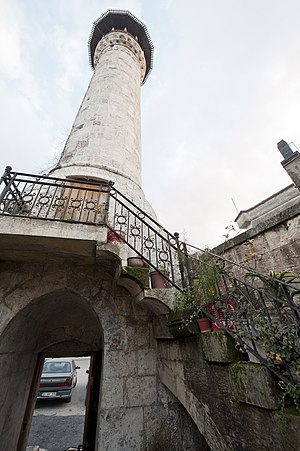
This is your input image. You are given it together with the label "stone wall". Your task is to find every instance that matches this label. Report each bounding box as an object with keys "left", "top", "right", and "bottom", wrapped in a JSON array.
[
  {"left": 214, "top": 203, "right": 300, "bottom": 276},
  {"left": 158, "top": 332, "right": 300, "bottom": 451},
  {"left": 0, "top": 259, "right": 204, "bottom": 450}
]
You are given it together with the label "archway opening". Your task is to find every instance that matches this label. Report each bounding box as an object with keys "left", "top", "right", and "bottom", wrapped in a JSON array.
[{"left": 0, "top": 289, "right": 103, "bottom": 451}]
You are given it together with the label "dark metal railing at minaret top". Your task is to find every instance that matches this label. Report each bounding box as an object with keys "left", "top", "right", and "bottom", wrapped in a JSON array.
[{"left": 0, "top": 167, "right": 300, "bottom": 395}]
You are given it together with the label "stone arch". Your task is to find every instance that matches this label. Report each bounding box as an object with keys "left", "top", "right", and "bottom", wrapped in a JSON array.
[
  {"left": 159, "top": 359, "right": 228, "bottom": 451},
  {"left": 0, "top": 287, "right": 103, "bottom": 451}
]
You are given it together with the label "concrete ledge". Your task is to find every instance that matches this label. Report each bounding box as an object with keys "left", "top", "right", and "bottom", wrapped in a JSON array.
[
  {"left": 153, "top": 315, "right": 174, "bottom": 339},
  {"left": 235, "top": 184, "right": 298, "bottom": 229},
  {"left": 135, "top": 288, "right": 176, "bottom": 315},
  {"left": 117, "top": 269, "right": 147, "bottom": 297},
  {"left": 201, "top": 331, "right": 244, "bottom": 363},
  {"left": 0, "top": 216, "right": 107, "bottom": 264},
  {"left": 0, "top": 215, "right": 107, "bottom": 241},
  {"left": 229, "top": 363, "right": 281, "bottom": 409}
]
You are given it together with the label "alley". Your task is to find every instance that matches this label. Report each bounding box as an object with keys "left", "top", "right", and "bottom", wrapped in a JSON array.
[{"left": 28, "top": 357, "right": 89, "bottom": 451}]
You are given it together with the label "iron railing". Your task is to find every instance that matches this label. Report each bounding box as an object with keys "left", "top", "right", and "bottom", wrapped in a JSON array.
[
  {"left": 0, "top": 168, "right": 187, "bottom": 289},
  {"left": 176, "top": 243, "right": 300, "bottom": 391},
  {"left": 0, "top": 167, "right": 110, "bottom": 225},
  {"left": 107, "top": 180, "right": 300, "bottom": 391},
  {"left": 0, "top": 167, "right": 299, "bottom": 393},
  {"left": 107, "top": 183, "right": 189, "bottom": 289}
]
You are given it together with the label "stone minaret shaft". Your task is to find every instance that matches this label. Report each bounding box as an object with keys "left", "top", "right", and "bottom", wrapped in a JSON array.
[{"left": 49, "top": 10, "right": 154, "bottom": 213}]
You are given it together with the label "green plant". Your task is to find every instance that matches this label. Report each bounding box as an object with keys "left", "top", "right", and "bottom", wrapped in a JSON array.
[
  {"left": 223, "top": 223, "right": 237, "bottom": 242},
  {"left": 172, "top": 287, "right": 200, "bottom": 313},
  {"left": 167, "top": 252, "right": 228, "bottom": 327},
  {"left": 166, "top": 287, "right": 200, "bottom": 326},
  {"left": 245, "top": 270, "right": 299, "bottom": 299},
  {"left": 232, "top": 293, "right": 300, "bottom": 409},
  {"left": 192, "top": 253, "right": 226, "bottom": 306},
  {"left": 279, "top": 381, "right": 300, "bottom": 412}
]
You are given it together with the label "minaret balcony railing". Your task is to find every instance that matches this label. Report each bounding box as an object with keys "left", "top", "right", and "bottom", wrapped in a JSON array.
[
  {"left": 0, "top": 167, "right": 186, "bottom": 290},
  {"left": 0, "top": 167, "right": 110, "bottom": 225}
]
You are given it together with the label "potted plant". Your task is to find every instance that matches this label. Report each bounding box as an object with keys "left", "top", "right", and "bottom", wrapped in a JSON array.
[
  {"left": 150, "top": 265, "right": 171, "bottom": 288},
  {"left": 197, "top": 315, "right": 212, "bottom": 333},
  {"left": 192, "top": 254, "right": 229, "bottom": 331},
  {"left": 166, "top": 288, "right": 201, "bottom": 337},
  {"left": 127, "top": 255, "right": 149, "bottom": 268}
]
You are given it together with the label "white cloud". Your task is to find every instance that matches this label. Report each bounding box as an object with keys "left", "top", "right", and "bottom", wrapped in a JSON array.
[
  {"left": 0, "top": 0, "right": 25, "bottom": 76},
  {"left": 0, "top": 0, "right": 300, "bottom": 249}
]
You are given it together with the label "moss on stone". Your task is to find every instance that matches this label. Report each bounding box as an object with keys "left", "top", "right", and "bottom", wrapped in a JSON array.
[
  {"left": 274, "top": 407, "right": 300, "bottom": 449},
  {"left": 201, "top": 331, "right": 243, "bottom": 363},
  {"left": 124, "top": 266, "right": 150, "bottom": 288},
  {"left": 229, "top": 363, "right": 281, "bottom": 409}
]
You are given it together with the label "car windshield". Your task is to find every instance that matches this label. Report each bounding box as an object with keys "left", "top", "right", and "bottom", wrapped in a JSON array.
[{"left": 42, "top": 361, "right": 71, "bottom": 373}]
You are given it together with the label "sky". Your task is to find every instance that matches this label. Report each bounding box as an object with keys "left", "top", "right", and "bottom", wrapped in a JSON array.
[{"left": 0, "top": 0, "right": 299, "bottom": 249}]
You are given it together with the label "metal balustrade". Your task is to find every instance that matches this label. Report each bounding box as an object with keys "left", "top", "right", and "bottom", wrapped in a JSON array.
[
  {"left": 0, "top": 167, "right": 110, "bottom": 225},
  {"left": 1, "top": 167, "right": 299, "bottom": 394},
  {"left": 107, "top": 183, "right": 188, "bottom": 289},
  {"left": 176, "top": 241, "right": 300, "bottom": 391}
]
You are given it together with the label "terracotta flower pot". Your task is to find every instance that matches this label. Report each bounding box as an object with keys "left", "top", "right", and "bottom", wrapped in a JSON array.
[
  {"left": 197, "top": 318, "right": 212, "bottom": 333},
  {"left": 107, "top": 229, "right": 125, "bottom": 244},
  {"left": 150, "top": 271, "right": 171, "bottom": 288},
  {"left": 127, "top": 257, "right": 148, "bottom": 268}
]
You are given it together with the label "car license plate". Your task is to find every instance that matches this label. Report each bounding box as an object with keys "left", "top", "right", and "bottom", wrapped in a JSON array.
[{"left": 42, "top": 392, "right": 56, "bottom": 397}]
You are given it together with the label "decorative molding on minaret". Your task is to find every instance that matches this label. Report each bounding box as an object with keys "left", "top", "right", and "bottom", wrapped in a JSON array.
[{"left": 93, "top": 31, "right": 147, "bottom": 83}]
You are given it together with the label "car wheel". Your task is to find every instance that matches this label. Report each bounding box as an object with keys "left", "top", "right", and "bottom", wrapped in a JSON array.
[{"left": 64, "top": 396, "right": 71, "bottom": 403}]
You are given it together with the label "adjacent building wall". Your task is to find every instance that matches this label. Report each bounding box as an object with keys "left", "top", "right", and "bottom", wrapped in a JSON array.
[{"left": 215, "top": 203, "right": 300, "bottom": 275}]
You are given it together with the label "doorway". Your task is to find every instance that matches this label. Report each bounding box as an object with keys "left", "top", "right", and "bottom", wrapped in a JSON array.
[
  {"left": 0, "top": 289, "right": 104, "bottom": 451},
  {"left": 27, "top": 353, "right": 102, "bottom": 451}
]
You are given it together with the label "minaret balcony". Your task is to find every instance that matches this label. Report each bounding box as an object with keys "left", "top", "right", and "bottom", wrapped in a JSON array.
[
  {"left": 0, "top": 167, "right": 184, "bottom": 291},
  {"left": 0, "top": 167, "right": 109, "bottom": 264}
]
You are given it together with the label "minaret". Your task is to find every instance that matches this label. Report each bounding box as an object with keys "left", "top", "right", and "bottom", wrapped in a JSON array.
[{"left": 49, "top": 10, "right": 155, "bottom": 215}]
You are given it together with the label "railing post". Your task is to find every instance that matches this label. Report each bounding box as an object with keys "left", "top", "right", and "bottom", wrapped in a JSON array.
[
  {"left": 104, "top": 181, "right": 114, "bottom": 226},
  {"left": 174, "top": 232, "right": 188, "bottom": 289},
  {"left": 0, "top": 166, "right": 12, "bottom": 184},
  {"left": 0, "top": 166, "right": 16, "bottom": 205},
  {"left": 181, "top": 240, "right": 194, "bottom": 289}
]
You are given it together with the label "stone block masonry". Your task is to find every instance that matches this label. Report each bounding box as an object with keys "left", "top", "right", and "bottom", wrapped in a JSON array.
[
  {"left": 158, "top": 335, "right": 300, "bottom": 451},
  {"left": 0, "top": 259, "right": 204, "bottom": 450}
]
